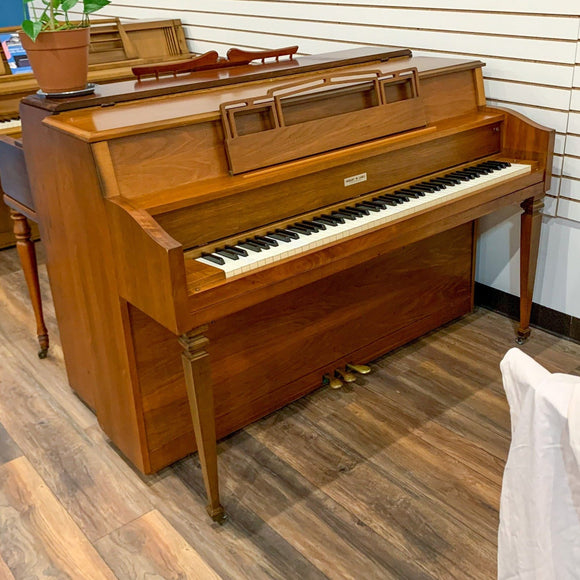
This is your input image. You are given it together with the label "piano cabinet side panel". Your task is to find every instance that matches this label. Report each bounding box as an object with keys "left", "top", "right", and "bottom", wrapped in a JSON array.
[
  {"left": 21, "top": 104, "right": 150, "bottom": 472},
  {"left": 489, "top": 106, "right": 555, "bottom": 191},
  {"left": 129, "top": 223, "right": 475, "bottom": 472}
]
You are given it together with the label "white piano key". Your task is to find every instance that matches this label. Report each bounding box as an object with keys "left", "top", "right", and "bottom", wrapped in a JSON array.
[
  {"left": 195, "top": 163, "right": 531, "bottom": 278},
  {"left": 0, "top": 118, "right": 22, "bottom": 131}
]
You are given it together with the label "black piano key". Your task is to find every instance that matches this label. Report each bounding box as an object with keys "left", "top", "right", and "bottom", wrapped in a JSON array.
[
  {"left": 481, "top": 160, "right": 509, "bottom": 169},
  {"left": 430, "top": 177, "right": 455, "bottom": 186},
  {"left": 376, "top": 194, "right": 404, "bottom": 204},
  {"left": 201, "top": 252, "right": 226, "bottom": 265},
  {"left": 239, "top": 241, "right": 263, "bottom": 252},
  {"left": 357, "top": 202, "right": 381, "bottom": 212},
  {"left": 395, "top": 189, "right": 421, "bottom": 198},
  {"left": 328, "top": 213, "right": 346, "bottom": 224},
  {"left": 255, "top": 235, "right": 278, "bottom": 247},
  {"left": 251, "top": 238, "right": 272, "bottom": 249},
  {"left": 409, "top": 184, "right": 435, "bottom": 193},
  {"left": 298, "top": 222, "right": 319, "bottom": 232},
  {"left": 288, "top": 224, "right": 312, "bottom": 235},
  {"left": 277, "top": 228, "right": 299, "bottom": 239},
  {"left": 461, "top": 168, "right": 484, "bottom": 177},
  {"left": 226, "top": 245, "right": 248, "bottom": 257},
  {"left": 445, "top": 172, "right": 471, "bottom": 181},
  {"left": 215, "top": 248, "right": 240, "bottom": 261},
  {"left": 334, "top": 211, "right": 357, "bottom": 221},
  {"left": 351, "top": 205, "right": 370, "bottom": 215},
  {"left": 314, "top": 217, "right": 339, "bottom": 227},
  {"left": 341, "top": 208, "right": 363, "bottom": 219},
  {"left": 303, "top": 220, "right": 325, "bottom": 231},
  {"left": 454, "top": 170, "right": 478, "bottom": 179},
  {"left": 344, "top": 206, "right": 365, "bottom": 217},
  {"left": 433, "top": 176, "right": 461, "bottom": 185},
  {"left": 268, "top": 231, "right": 292, "bottom": 242},
  {"left": 472, "top": 164, "right": 493, "bottom": 174},
  {"left": 369, "top": 198, "right": 389, "bottom": 209},
  {"left": 374, "top": 196, "right": 399, "bottom": 206},
  {"left": 425, "top": 180, "right": 446, "bottom": 189}
]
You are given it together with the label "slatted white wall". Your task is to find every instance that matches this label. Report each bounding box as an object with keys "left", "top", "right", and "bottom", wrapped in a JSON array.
[{"left": 32, "top": 1, "right": 580, "bottom": 316}]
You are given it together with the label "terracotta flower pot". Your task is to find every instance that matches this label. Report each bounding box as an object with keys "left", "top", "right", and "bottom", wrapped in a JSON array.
[{"left": 19, "top": 27, "right": 90, "bottom": 94}]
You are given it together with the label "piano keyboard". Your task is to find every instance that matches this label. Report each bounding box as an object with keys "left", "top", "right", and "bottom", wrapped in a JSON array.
[
  {"left": 0, "top": 117, "right": 22, "bottom": 133},
  {"left": 195, "top": 160, "right": 531, "bottom": 278}
]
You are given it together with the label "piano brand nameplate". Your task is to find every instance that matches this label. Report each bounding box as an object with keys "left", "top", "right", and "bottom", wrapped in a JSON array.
[
  {"left": 221, "top": 67, "right": 426, "bottom": 174},
  {"left": 344, "top": 173, "right": 368, "bottom": 187}
]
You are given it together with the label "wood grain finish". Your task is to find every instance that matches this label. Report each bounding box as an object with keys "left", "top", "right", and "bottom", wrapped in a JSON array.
[
  {"left": 95, "top": 510, "right": 221, "bottom": 579},
  {"left": 0, "top": 457, "right": 116, "bottom": 579}
]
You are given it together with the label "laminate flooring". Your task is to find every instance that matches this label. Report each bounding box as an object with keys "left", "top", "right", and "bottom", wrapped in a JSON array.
[{"left": 1, "top": 244, "right": 579, "bottom": 579}]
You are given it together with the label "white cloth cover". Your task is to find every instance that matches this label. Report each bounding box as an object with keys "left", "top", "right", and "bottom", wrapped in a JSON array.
[{"left": 498, "top": 348, "right": 580, "bottom": 580}]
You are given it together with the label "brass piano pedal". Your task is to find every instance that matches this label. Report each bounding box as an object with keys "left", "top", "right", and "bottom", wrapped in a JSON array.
[
  {"left": 323, "top": 374, "right": 344, "bottom": 389},
  {"left": 335, "top": 368, "right": 357, "bottom": 383},
  {"left": 346, "top": 363, "right": 371, "bottom": 375}
]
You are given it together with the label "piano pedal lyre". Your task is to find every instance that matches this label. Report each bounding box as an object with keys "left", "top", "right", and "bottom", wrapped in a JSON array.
[
  {"left": 335, "top": 368, "right": 357, "bottom": 383},
  {"left": 323, "top": 374, "right": 344, "bottom": 389},
  {"left": 346, "top": 363, "right": 371, "bottom": 375}
]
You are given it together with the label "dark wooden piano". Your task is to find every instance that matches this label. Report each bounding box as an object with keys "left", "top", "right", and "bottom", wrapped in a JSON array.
[
  {"left": 0, "top": 18, "right": 193, "bottom": 357},
  {"left": 19, "top": 46, "right": 553, "bottom": 521}
]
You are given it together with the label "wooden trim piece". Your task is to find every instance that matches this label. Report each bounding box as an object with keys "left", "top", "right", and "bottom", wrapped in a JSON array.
[
  {"left": 105, "top": 197, "right": 191, "bottom": 334},
  {"left": 474, "top": 68, "right": 486, "bottom": 108},
  {"left": 92, "top": 142, "right": 122, "bottom": 199}
]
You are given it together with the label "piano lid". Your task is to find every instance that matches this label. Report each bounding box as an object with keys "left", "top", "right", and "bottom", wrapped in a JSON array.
[{"left": 21, "top": 46, "right": 412, "bottom": 113}]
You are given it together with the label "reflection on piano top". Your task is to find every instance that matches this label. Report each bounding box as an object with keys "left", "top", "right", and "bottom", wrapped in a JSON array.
[
  {"left": 24, "top": 46, "right": 415, "bottom": 114},
  {"left": 40, "top": 55, "right": 483, "bottom": 142}
]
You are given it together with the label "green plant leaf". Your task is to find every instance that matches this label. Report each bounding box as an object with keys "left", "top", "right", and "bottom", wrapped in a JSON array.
[
  {"left": 61, "top": 0, "right": 80, "bottom": 10},
  {"left": 83, "top": 0, "right": 110, "bottom": 15},
  {"left": 21, "top": 19, "right": 43, "bottom": 41}
]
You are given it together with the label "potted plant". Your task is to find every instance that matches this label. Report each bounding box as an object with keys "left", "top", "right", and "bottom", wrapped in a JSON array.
[{"left": 19, "top": 0, "right": 110, "bottom": 94}]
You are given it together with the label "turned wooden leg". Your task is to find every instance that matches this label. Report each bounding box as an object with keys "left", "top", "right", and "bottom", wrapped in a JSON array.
[
  {"left": 179, "top": 326, "right": 226, "bottom": 523},
  {"left": 10, "top": 210, "right": 49, "bottom": 358},
  {"left": 517, "top": 196, "right": 543, "bottom": 344}
]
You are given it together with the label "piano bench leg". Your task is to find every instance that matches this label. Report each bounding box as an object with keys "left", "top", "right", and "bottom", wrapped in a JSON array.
[
  {"left": 10, "top": 210, "right": 49, "bottom": 359},
  {"left": 180, "top": 327, "right": 227, "bottom": 523}
]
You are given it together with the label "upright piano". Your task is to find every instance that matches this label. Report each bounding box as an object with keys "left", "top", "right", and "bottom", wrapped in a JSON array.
[{"left": 20, "top": 46, "right": 553, "bottom": 520}]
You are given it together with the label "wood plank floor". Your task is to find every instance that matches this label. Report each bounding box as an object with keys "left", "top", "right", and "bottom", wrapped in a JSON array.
[{"left": 1, "top": 244, "right": 579, "bottom": 579}]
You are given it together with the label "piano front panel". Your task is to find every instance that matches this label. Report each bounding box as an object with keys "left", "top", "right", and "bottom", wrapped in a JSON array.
[
  {"left": 154, "top": 123, "right": 502, "bottom": 249},
  {"left": 101, "top": 66, "right": 483, "bottom": 203},
  {"left": 108, "top": 120, "right": 229, "bottom": 199},
  {"left": 130, "top": 223, "right": 475, "bottom": 472}
]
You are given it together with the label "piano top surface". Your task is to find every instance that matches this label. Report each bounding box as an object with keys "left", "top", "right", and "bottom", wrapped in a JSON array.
[
  {"left": 22, "top": 46, "right": 413, "bottom": 114},
  {"left": 33, "top": 52, "right": 484, "bottom": 142}
]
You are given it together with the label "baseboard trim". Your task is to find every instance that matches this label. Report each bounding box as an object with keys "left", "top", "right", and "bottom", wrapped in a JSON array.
[{"left": 474, "top": 282, "right": 580, "bottom": 343}]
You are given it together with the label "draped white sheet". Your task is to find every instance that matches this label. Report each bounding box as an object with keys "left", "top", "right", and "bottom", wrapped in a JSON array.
[{"left": 498, "top": 348, "right": 580, "bottom": 580}]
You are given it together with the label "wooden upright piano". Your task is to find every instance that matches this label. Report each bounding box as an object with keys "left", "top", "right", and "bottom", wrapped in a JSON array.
[{"left": 19, "top": 46, "right": 553, "bottom": 520}]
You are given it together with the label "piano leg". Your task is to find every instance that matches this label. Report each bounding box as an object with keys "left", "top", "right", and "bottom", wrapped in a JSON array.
[
  {"left": 179, "top": 326, "right": 227, "bottom": 523},
  {"left": 10, "top": 209, "right": 49, "bottom": 358},
  {"left": 517, "top": 196, "right": 544, "bottom": 344}
]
